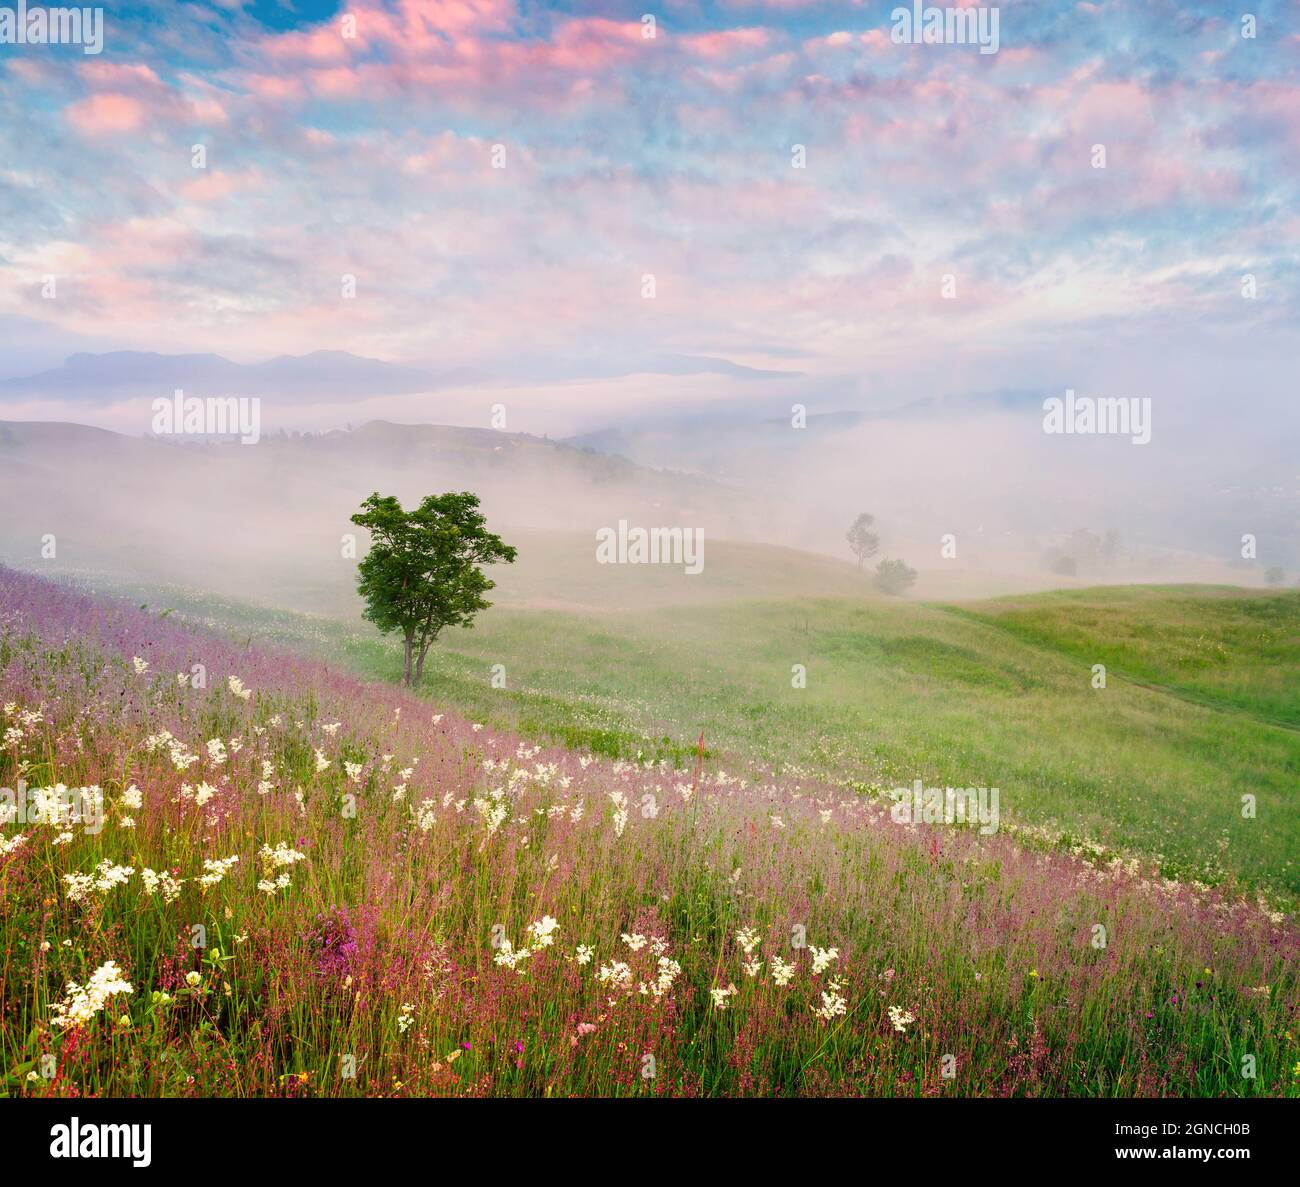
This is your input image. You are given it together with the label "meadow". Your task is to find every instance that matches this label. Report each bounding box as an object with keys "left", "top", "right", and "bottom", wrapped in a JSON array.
[
  {"left": 1, "top": 564, "right": 1296, "bottom": 1098},
  {"left": 127, "top": 557, "right": 1300, "bottom": 908}
]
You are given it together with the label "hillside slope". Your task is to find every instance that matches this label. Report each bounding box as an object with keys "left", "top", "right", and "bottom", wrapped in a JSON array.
[
  {"left": 85, "top": 575, "right": 1300, "bottom": 902},
  {"left": 1, "top": 565, "right": 1295, "bottom": 1098}
]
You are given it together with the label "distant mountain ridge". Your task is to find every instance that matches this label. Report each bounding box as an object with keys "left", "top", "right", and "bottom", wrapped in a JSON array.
[
  {"left": 0, "top": 350, "right": 457, "bottom": 402},
  {"left": 0, "top": 349, "right": 798, "bottom": 405},
  {"left": 562, "top": 389, "right": 1050, "bottom": 462}
]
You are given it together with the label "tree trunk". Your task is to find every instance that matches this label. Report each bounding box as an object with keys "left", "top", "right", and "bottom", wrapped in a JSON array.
[
  {"left": 402, "top": 634, "right": 413, "bottom": 686},
  {"left": 415, "top": 643, "right": 429, "bottom": 685}
]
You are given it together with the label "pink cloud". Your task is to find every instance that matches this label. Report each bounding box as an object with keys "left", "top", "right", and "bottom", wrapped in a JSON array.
[
  {"left": 683, "top": 27, "right": 772, "bottom": 59},
  {"left": 259, "top": 0, "right": 515, "bottom": 62},
  {"left": 177, "top": 168, "right": 264, "bottom": 204},
  {"left": 393, "top": 0, "right": 514, "bottom": 38},
  {"left": 238, "top": 8, "right": 654, "bottom": 108},
  {"left": 720, "top": 0, "right": 844, "bottom": 8},
  {"left": 994, "top": 47, "right": 1043, "bottom": 67},
  {"left": 79, "top": 62, "right": 165, "bottom": 87},
  {"left": 1069, "top": 81, "right": 1157, "bottom": 135},
  {"left": 246, "top": 74, "right": 305, "bottom": 101},
  {"left": 525, "top": 18, "right": 646, "bottom": 71},
  {"left": 65, "top": 93, "right": 146, "bottom": 134},
  {"left": 260, "top": 21, "right": 354, "bottom": 64}
]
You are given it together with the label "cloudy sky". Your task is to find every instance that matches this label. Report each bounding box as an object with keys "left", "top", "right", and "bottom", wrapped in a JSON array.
[{"left": 0, "top": 0, "right": 1296, "bottom": 433}]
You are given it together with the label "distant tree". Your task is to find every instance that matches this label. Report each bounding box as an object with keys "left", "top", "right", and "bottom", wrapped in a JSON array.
[
  {"left": 1101, "top": 529, "right": 1121, "bottom": 568},
  {"left": 1050, "top": 554, "right": 1078, "bottom": 577},
  {"left": 351, "top": 491, "right": 517, "bottom": 686},
  {"left": 1264, "top": 565, "right": 1285, "bottom": 587},
  {"left": 846, "top": 513, "right": 880, "bottom": 569},
  {"left": 874, "top": 557, "right": 917, "bottom": 596},
  {"left": 1068, "top": 528, "right": 1103, "bottom": 573}
]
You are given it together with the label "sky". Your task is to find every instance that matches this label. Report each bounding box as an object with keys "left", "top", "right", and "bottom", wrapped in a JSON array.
[{"left": 0, "top": 0, "right": 1297, "bottom": 435}]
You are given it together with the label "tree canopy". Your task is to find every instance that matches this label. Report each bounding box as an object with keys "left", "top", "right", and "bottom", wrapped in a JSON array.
[
  {"left": 846, "top": 512, "right": 880, "bottom": 569},
  {"left": 874, "top": 557, "right": 918, "bottom": 596},
  {"left": 351, "top": 491, "right": 517, "bottom": 685}
]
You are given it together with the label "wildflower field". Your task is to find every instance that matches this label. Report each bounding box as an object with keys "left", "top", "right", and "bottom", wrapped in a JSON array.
[
  {"left": 1, "top": 565, "right": 1296, "bottom": 1098},
  {"left": 169, "top": 566, "right": 1300, "bottom": 899}
]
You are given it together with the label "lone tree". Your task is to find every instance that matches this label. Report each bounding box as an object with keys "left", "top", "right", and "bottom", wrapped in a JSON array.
[
  {"left": 873, "top": 557, "right": 917, "bottom": 596},
  {"left": 846, "top": 512, "right": 880, "bottom": 569},
  {"left": 351, "top": 491, "right": 517, "bottom": 686}
]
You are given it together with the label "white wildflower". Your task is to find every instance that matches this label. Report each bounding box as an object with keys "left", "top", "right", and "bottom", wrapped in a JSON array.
[
  {"left": 140, "top": 867, "right": 185, "bottom": 903},
  {"left": 493, "top": 941, "right": 532, "bottom": 973},
  {"left": 63, "top": 859, "right": 133, "bottom": 902},
  {"left": 50, "top": 960, "right": 134, "bottom": 1031},
  {"left": 887, "top": 1005, "right": 916, "bottom": 1034},
  {"left": 710, "top": 983, "right": 738, "bottom": 1009},
  {"left": 598, "top": 961, "right": 632, "bottom": 989},
  {"left": 815, "top": 978, "right": 848, "bottom": 1022},
  {"left": 197, "top": 855, "right": 240, "bottom": 889},
  {"left": 810, "top": 945, "right": 839, "bottom": 974},
  {"left": 770, "top": 956, "right": 796, "bottom": 986},
  {"left": 527, "top": 916, "right": 559, "bottom": 948}
]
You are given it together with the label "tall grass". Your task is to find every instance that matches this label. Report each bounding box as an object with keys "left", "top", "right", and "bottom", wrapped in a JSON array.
[
  {"left": 134, "top": 582, "right": 1300, "bottom": 901},
  {"left": 1, "top": 567, "right": 1295, "bottom": 1097}
]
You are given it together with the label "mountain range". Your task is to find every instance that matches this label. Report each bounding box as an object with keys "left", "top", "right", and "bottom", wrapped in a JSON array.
[
  {"left": 0, "top": 349, "right": 799, "bottom": 405},
  {"left": 0, "top": 351, "right": 461, "bottom": 402}
]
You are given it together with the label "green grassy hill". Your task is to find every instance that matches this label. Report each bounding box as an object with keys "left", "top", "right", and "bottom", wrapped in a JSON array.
[
  {"left": 99, "top": 549, "right": 1299, "bottom": 906},
  {"left": 952, "top": 585, "right": 1300, "bottom": 728}
]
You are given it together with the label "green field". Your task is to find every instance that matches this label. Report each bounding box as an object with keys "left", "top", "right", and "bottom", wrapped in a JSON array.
[{"left": 106, "top": 541, "right": 1300, "bottom": 909}]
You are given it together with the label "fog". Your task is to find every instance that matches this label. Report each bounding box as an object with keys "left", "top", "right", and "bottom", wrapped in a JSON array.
[{"left": 0, "top": 382, "right": 1291, "bottom": 620}]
